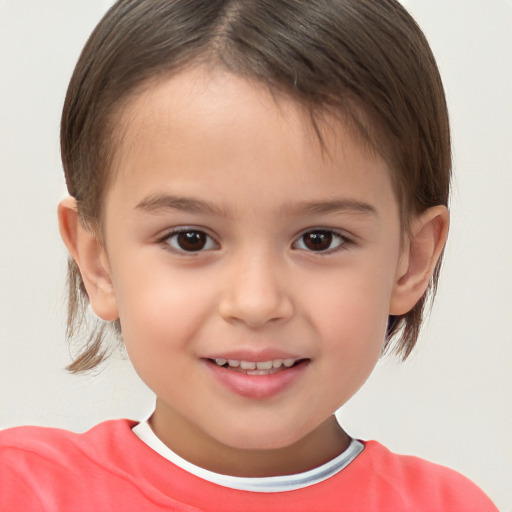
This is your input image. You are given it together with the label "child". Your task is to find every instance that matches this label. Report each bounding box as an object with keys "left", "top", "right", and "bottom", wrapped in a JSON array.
[{"left": 0, "top": 0, "right": 499, "bottom": 510}]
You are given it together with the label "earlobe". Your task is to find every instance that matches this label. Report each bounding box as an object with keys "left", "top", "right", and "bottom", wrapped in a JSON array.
[
  {"left": 390, "top": 205, "right": 449, "bottom": 315},
  {"left": 58, "top": 197, "right": 119, "bottom": 321}
]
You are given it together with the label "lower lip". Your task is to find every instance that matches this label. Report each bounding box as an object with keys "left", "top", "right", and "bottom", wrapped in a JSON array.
[{"left": 205, "top": 360, "right": 308, "bottom": 400}]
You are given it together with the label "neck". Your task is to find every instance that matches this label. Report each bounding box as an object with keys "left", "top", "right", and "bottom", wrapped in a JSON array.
[{"left": 149, "top": 402, "right": 351, "bottom": 477}]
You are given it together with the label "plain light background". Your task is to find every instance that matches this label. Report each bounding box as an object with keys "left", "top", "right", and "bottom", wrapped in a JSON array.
[{"left": 1, "top": 1, "right": 511, "bottom": 510}]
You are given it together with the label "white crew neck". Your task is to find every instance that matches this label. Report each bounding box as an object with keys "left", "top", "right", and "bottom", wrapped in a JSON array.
[{"left": 132, "top": 419, "right": 364, "bottom": 493}]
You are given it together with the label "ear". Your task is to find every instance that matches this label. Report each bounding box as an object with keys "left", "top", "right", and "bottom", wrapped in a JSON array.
[
  {"left": 58, "top": 197, "right": 119, "bottom": 321},
  {"left": 390, "top": 205, "right": 449, "bottom": 315}
]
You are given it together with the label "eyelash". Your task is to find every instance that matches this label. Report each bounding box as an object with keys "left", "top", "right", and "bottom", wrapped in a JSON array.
[
  {"left": 292, "top": 229, "right": 349, "bottom": 254},
  {"left": 160, "top": 228, "right": 219, "bottom": 254},
  {"left": 159, "top": 228, "right": 350, "bottom": 255}
]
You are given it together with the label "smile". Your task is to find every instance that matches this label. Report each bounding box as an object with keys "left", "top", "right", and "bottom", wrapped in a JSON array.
[
  {"left": 212, "top": 358, "right": 298, "bottom": 375},
  {"left": 206, "top": 356, "right": 309, "bottom": 399}
]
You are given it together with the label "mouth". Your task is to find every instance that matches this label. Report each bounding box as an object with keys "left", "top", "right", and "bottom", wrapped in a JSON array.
[
  {"left": 209, "top": 357, "right": 306, "bottom": 376},
  {"left": 204, "top": 354, "right": 309, "bottom": 399}
]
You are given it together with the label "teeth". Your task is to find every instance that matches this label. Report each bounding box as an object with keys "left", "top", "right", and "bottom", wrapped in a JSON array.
[
  {"left": 213, "top": 358, "right": 298, "bottom": 369},
  {"left": 256, "top": 361, "right": 273, "bottom": 370}
]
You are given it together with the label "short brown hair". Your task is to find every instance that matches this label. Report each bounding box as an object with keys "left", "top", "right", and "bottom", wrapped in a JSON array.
[{"left": 61, "top": 0, "right": 450, "bottom": 372}]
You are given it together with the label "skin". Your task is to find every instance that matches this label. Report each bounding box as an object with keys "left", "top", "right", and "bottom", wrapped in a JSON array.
[{"left": 59, "top": 66, "right": 448, "bottom": 477}]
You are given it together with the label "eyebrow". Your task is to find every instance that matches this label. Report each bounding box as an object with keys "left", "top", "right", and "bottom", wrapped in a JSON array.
[
  {"left": 135, "top": 194, "right": 377, "bottom": 218},
  {"left": 283, "top": 199, "right": 377, "bottom": 217},
  {"left": 136, "top": 194, "right": 228, "bottom": 217}
]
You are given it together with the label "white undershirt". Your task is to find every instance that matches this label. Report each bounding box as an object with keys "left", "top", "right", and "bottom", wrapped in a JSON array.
[{"left": 132, "top": 420, "right": 364, "bottom": 493}]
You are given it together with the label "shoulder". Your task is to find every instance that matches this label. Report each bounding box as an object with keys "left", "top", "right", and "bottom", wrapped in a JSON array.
[
  {"left": 0, "top": 418, "right": 135, "bottom": 461},
  {"left": 352, "top": 440, "right": 499, "bottom": 511},
  {"left": 0, "top": 420, "right": 205, "bottom": 511},
  {"left": 0, "top": 419, "right": 141, "bottom": 511},
  {"left": 0, "top": 419, "right": 136, "bottom": 477}
]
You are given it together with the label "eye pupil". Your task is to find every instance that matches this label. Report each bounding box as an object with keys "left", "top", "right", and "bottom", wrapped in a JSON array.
[
  {"left": 177, "top": 231, "right": 206, "bottom": 251},
  {"left": 303, "top": 231, "right": 332, "bottom": 251}
]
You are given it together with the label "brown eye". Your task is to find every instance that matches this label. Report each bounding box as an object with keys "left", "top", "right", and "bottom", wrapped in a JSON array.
[
  {"left": 295, "top": 230, "right": 345, "bottom": 252},
  {"left": 166, "top": 230, "right": 217, "bottom": 252}
]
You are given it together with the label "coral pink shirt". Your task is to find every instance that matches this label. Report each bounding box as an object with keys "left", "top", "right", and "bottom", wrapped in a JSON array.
[{"left": 0, "top": 419, "right": 498, "bottom": 512}]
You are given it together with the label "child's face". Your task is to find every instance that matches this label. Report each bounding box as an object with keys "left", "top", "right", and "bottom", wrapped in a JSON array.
[{"left": 99, "top": 67, "right": 409, "bottom": 467}]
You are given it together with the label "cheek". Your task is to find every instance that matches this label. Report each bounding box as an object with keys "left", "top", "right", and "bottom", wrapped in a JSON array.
[
  {"left": 304, "top": 268, "right": 392, "bottom": 343},
  {"left": 301, "top": 264, "right": 394, "bottom": 387},
  {"left": 114, "top": 272, "right": 206, "bottom": 394},
  {"left": 320, "top": 296, "right": 385, "bottom": 379},
  {"left": 113, "top": 260, "right": 215, "bottom": 355},
  {"left": 312, "top": 298, "right": 386, "bottom": 411}
]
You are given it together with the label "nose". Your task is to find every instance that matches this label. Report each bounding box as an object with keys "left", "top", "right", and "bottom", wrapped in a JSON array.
[{"left": 218, "top": 252, "right": 294, "bottom": 328}]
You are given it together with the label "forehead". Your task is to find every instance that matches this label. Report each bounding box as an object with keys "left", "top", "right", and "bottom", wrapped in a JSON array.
[
  {"left": 106, "top": 66, "right": 398, "bottom": 220},
  {"left": 116, "top": 67, "right": 320, "bottom": 165}
]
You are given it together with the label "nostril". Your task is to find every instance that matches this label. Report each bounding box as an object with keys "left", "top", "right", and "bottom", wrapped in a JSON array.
[{"left": 217, "top": 274, "right": 294, "bottom": 328}]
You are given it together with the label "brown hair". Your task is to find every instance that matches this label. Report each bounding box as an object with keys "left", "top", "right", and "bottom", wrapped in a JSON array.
[{"left": 61, "top": 0, "right": 450, "bottom": 372}]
